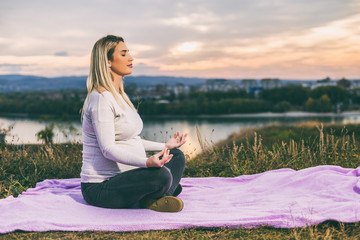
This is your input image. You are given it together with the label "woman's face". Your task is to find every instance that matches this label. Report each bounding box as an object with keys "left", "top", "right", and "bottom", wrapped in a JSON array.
[{"left": 109, "top": 42, "right": 133, "bottom": 77}]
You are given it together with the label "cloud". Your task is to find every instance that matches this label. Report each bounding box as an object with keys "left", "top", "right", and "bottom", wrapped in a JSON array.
[
  {"left": 131, "top": 63, "right": 161, "bottom": 76},
  {"left": 54, "top": 51, "right": 68, "bottom": 57},
  {"left": 148, "top": 11, "right": 360, "bottom": 79},
  {"left": 0, "top": 64, "right": 30, "bottom": 74},
  {"left": 0, "top": 55, "right": 90, "bottom": 77},
  {"left": 0, "top": 0, "right": 359, "bottom": 79}
]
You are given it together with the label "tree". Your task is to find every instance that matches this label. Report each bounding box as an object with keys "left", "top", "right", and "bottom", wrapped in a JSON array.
[
  {"left": 259, "top": 85, "right": 310, "bottom": 106},
  {"left": 318, "top": 94, "right": 332, "bottom": 112},
  {"left": 337, "top": 78, "right": 351, "bottom": 89},
  {"left": 36, "top": 124, "right": 55, "bottom": 144},
  {"left": 0, "top": 123, "right": 14, "bottom": 144},
  {"left": 306, "top": 97, "right": 318, "bottom": 112},
  {"left": 306, "top": 95, "right": 333, "bottom": 112},
  {"left": 273, "top": 101, "right": 292, "bottom": 112},
  {"left": 310, "top": 86, "right": 349, "bottom": 104}
]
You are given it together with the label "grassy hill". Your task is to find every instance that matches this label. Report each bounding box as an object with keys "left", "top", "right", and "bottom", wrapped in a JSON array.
[{"left": 1, "top": 122, "right": 360, "bottom": 239}]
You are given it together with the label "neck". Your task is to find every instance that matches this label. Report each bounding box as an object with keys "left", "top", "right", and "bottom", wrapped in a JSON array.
[{"left": 111, "top": 73, "right": 123, "bottom": 93}]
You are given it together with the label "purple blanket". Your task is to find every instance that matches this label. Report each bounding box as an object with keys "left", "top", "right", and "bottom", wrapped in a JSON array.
[{"left": 1, "top": 165, "right": 360, "bottom": 233}]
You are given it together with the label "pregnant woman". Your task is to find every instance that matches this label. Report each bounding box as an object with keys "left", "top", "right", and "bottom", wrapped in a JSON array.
[{"left": 80, "top": 35, "right": 187, "bottom": 212}]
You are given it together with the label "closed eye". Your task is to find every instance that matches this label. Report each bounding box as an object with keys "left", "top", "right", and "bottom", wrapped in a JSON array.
[{"left": 120, "top": 50, "right": 129, "bottom": 56}]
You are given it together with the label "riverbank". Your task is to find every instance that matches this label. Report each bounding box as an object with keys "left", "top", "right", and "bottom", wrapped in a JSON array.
[
  {"left": 2, "top": 110, "right": 360, "bottom": 121},
  {"left": 1, "top": 111, "right": 360, "bottom": 158},
  {"left": 142, "top": 110, "right": 360, "bottom": 119}
]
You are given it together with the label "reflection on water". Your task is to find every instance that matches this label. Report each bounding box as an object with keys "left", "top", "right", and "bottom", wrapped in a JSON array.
[{"left": 1, "top": 113, "right": 360, "bottom": 158}]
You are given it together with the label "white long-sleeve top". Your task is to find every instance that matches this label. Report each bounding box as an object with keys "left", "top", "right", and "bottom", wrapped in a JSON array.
[{"left": 80, "top": 90, "right": 165, "bottom": 183}]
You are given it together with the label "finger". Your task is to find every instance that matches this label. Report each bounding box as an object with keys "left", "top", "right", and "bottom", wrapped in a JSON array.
[
  {"left": 166, "top": 148, "right": 171, "bottom": 158},
  {"left": 173, "top": 131, "right": 179, "bottom": 139},
  {"left": 162, "top": 148, "right": 169, "bottom": 158},
  {"left": 158, "top": 153, "right": 171, "bottom": 166},
  {"left": 162, "top": 154, "right": 173, "bottom": 164},
  {"left": 181, "top": 133, "right": 188, "bottom": 142},
  {"left": 165, "top": 154, "right": 173, "bottom": 164},
  {"left": 177, "top": 134, "right": 185, "bottom": 144},
  {"left": 159, "top": 148, "right": 166, "bottom": 156},
  {"left": 155, "top": 148, "right": 165, "bottom": 157}
]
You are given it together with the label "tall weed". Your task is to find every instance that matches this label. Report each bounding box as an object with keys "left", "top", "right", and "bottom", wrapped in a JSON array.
[
  {"left": 185, "top": 123, "right": 360, "bottom": 177},
  {"left": 0, "top": 143, "right": 82, "bottom": 198}
]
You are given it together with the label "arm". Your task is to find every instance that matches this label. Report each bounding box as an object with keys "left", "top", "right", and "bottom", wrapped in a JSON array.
[
  {"left": 141, "top": 139, "right": 165, "bottom": 151},
  {"left": 90, "top": 94, "right": 147, "bottom": 168},
  {"left": 142, "top": 131, "right": 188, "bottom": 151}
]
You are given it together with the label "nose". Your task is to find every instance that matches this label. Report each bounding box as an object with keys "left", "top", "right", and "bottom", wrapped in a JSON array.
[{"left": 129, "top": 53, "right": 134, "bottom": 62}]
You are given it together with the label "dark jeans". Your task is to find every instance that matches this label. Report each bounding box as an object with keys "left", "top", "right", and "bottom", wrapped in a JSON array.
[{"left": 81, "top": 148, "right": 186, "bottom": 209}]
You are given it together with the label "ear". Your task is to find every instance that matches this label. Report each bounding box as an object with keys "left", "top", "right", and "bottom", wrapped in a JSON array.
[{"left": 108, "top": 60, "right": 112, "bottom": 68}]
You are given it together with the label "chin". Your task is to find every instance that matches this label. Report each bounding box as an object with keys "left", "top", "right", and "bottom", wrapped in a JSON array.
[{"left": 120, "top": 72, "right": 132, "bottom": 78}]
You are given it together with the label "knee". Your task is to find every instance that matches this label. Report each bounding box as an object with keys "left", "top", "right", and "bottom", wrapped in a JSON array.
[
  {"left": 170, "top": 148, "right": 186, "bottom": 166},
  {"left": 170, "top": 148, "right": 183, "bottom": 156},
  {"left": 150, "top": 167, "right": 172, "bottom": 188}
]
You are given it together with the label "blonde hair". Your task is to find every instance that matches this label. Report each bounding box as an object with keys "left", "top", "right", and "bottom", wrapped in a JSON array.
[{"left": 81, "top": 35, "right": 135, "bottom": 117}]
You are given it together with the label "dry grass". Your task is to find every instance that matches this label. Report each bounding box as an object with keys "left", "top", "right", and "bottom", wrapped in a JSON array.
[
  {"left": 2, "top": 222, "right": 360, "bottom": 239},
  {"left": 185, "top": 122, "right": 360, "bottom": 177},
  {"left": 1, "top": 122, "right": 360, "bottom": 239}
]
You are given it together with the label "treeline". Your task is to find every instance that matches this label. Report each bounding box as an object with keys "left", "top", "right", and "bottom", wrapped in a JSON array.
[
  {"left": 0, "top": 90, "right": 85, "bottom": 119},
  {"left": 138, "top": 90, "right": 271, "bottom": 115},
  {"left": 0, "top": 85, "right": 360, "bottom": 117},
  {"left": 259, "top": 85, "right": 360, "bottom": 112},
  {"left": 139, "top": 86, "right": 360, "bottom": 115}
]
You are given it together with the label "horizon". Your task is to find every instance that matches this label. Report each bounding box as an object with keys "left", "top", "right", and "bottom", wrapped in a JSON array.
[
  {"left": 0, "top": 0, "right": 359, "bottom": 80},
  {"left": 0, "top": 73, "right": 358, "bottom": 82}
]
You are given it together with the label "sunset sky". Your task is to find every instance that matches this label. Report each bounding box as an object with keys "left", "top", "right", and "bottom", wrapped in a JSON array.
[{"left": 0, "top": 0, "right": 359, "bottom": 80}]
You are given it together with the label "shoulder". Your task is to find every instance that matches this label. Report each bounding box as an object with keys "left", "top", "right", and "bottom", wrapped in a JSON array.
[
  {"left": 88, "top": 90, "right": 115, "bottom": 108},
  {"left": 89, "top": 90, "right": 112, "bottom": 100}
]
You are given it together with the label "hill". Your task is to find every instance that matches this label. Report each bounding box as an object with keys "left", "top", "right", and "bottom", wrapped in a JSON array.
[{"left": 0, "top": 75, "right": 208, "bottom": 92}]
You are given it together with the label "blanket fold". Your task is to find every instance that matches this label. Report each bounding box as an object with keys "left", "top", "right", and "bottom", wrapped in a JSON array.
[{"left": 1, "top": 165, "right": 360, "bottom": 233}]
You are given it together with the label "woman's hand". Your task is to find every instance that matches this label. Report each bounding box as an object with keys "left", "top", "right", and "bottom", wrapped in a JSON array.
[
  {"left": 165, "top": 131, "right": 187, "bottom": 149},
  {"left": 146, "top": 148, "right": 173, "bottom": 168}
]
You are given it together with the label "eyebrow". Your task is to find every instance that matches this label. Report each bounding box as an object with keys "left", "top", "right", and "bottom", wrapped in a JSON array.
[{"left": 120, "top": 49, "right": 129, "bottom": 53}]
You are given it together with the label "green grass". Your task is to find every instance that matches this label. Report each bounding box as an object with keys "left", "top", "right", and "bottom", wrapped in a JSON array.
[{"left": 1, "top": 122, "right": 360, "bottom": 239}]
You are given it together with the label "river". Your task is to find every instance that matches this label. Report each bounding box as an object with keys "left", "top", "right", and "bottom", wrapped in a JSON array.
[{"left": 1, "top": 112, "right": 360, "bottom": 157}]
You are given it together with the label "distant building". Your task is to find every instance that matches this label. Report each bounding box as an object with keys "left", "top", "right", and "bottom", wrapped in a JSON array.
[
  {"left": 239, "top": 79, "right": 265, "bottom": 96},
  {"left": 248, "top": 86, "right": 263, "bottom": 97},
  {"left": 301, "top": 81, "right": 314, "bottom": 88},
  {"left": 352, "top": 80, "right": 360, "bottom": 89},
  {"left": 199, "top": 79, "right": 237, "bottom": 92},
  {"left": 170, "top": 83, "right": 190, "bottom": 96},
  {"left": 241, "top": 79, "right": 258, "bottom": 92},
  {"left": 301, "top": 77, "right": 337, "bottom": 89},
  {"left": 260, "top": 78, "right": 282, "bottom": 89},
  {"left": 131, "top": 84, "right": 179, "bottom": 100},
  {"left": 311, "top": 77, "right": 337, "bottom": 89}
]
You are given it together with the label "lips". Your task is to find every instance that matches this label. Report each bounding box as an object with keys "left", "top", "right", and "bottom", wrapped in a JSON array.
[{"left": 127, "top": 64, "right": 133, "bottom": 68}]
